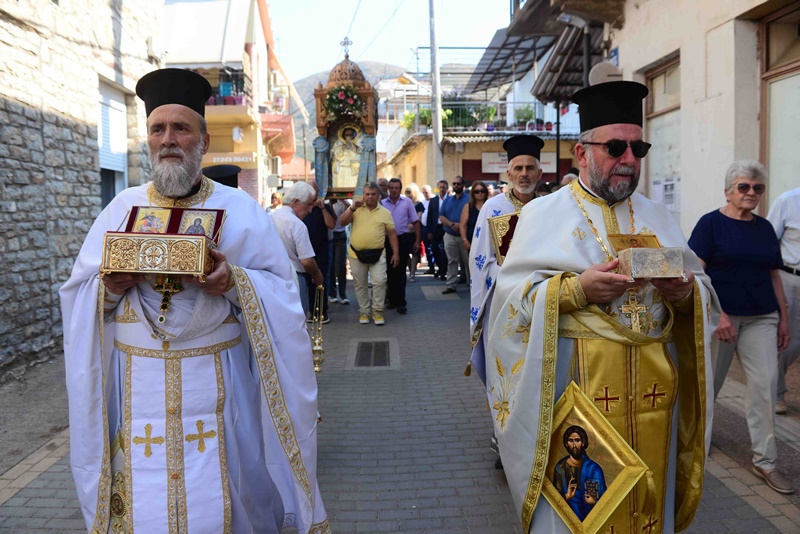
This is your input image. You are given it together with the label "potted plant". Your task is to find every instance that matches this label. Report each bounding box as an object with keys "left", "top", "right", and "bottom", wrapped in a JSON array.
[
  {"left": 400, "top": 111, "right": 416, "bottom": 131},
  {"left": 545, "top": 121, "right": 553, "bottom": 131},
  {"left": 516, "top": 105, "right": 534, "bottom": 130},
  {"left": 535, "top": 118, "right": 544, "bottom": 131},
  {"left": 419, "top": 108, "right": 433, "bottom": 130}
]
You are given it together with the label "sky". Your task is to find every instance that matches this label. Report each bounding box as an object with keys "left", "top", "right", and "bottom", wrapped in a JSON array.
[{"left": 269, "top": 0, "right": 512, "bottom": 82}]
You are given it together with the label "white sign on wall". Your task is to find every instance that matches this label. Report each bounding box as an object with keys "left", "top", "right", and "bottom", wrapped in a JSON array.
[
  {"left": 483, "top": 152, "right": 558, "bottom": 174},
  {"left": 540, "top": 152, "right": 557, "bottom": 173},
  {"left": 481, "top": 152, "right": 507, "bottom": 173}
]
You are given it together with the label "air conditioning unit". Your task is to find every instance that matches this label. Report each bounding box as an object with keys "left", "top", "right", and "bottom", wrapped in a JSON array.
[{"left": 269, "top": 156, "right": 282, "bottom": 176}]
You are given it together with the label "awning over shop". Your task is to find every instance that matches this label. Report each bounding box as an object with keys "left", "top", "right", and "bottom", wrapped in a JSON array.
[
  {"left": 464, "top": 29, "right": 556, "bottom": 95},
  {"left": 442, "top": 131, "right": 579, "bottom": 144},
  {"left": 507, "top": 0, "right": 625, "bottom": 36},
  {"left": 530, "top": 24, "right": 605, "bottom": 104},
  {"left": 163, "top": 0, "right": 252, "bottom": 69}
]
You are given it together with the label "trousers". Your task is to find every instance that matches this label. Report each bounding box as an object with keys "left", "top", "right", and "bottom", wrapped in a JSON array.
[
  {"left": 444, "top": 233, "right": 469, "bottom": 290},
  {"left": 386, "top": 233, "right": 413, "bottom": 307},
  {"left": 777, "top": 270, "right": 800, "bottom": 401},
  {"left": 711, "top": 311, "right": 779, "bottom": 468},
  {"left": 350, "top": 252, "right": 387, "bottom": 316}
]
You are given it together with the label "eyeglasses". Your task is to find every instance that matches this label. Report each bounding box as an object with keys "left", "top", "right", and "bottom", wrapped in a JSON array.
[
  {"left": 582, "top": 139, "right": 652, "bottom": 158},
  {"left": 473, "top": 189, "right": 487, "bottom": 194},
  {"left": 453, "top": 182, "right": 464, "bottom": 187},
  {"left": 736, "top": 183, "right": 765, "bottom": 194}
]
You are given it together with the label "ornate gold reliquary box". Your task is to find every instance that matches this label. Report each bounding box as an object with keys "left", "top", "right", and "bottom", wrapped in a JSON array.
[
  {"left": 101, "top": 206, "right": 225, "bottom": 277},
  {"left": 617, "top": 247, "right": 684, "bottom": 280}
]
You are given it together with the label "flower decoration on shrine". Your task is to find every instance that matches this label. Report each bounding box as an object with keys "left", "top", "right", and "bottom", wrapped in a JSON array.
[{"left": 324, "top": 85, "right": 364, "bottom": 122}]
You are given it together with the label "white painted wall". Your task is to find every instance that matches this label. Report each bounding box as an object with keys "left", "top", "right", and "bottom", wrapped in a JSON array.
[{"left": 610, "top": 0, "right": 764, "bottom": 235}]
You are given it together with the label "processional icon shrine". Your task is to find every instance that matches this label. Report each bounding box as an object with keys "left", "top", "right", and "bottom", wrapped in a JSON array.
[{"left": 313, "top": 38, "right": 378, "bottom": 199}]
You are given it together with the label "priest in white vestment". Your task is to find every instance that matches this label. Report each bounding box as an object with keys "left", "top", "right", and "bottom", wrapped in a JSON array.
[
  {"left": 467, "top": 135, "right": 543, "bottom": 385},
  {"left": 59, "top": 69, "right": 329, "bottom": 534},
  {"left": 487, "top": 81, "right": 719, "bottom": 533}
]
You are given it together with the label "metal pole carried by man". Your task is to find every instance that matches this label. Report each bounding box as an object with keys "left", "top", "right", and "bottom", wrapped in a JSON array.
[
  {"left": 59, "top": 68, "right": 329, "bottom": 533},
  {"left": 486, "top": 80, "right": 719, "bottom": 534}
]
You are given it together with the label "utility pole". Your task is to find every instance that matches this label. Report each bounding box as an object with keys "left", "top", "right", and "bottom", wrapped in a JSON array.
[
  {"left": 428, "top": 0, "right": 444, "bottom": 183},
  {"left": 415, "top": 47, "right": 420, "bottom": 131},
  {"left": 302, "top": 121, "right": 308, "bottom": 181}
]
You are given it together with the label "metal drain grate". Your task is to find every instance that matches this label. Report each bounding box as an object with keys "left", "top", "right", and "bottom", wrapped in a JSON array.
[{"left": 355, "top": 341, "right": 390, "bottom": 367}]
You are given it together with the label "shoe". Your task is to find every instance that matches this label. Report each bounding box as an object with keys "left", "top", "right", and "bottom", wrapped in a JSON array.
[
  {"left": 386, "top": 303, "right": 397, "bottom": 310},
  {"left": 408, "top": 276, "right": 416, "bottom": 283},
  {"left": 373, "top": 311, "right": 385, "bottom": 325},
  {"left": 442, "top": 288, "right": 457, "bottom": 295},
  {"left": 423, "top": 268, "right": 435, "bottom": 275},
  {"left": 306, "top": 317, "right": 313, "bottom": 323},
  {"left": 340, "top": 297, "right": 350, "bottom": 305},
  {"left": 776, "top": 400, "right": 788, "bottom": 415},
  {"left": 328, "top": 296, "right": 339, "bottom": 304},
  {"left": 359, "top": 313, "right": 370, "bottom": 324},
  {"left": 458, "top": 276, "right": 467, "bottom": 284},
  {"left": 752, "top": 463, "right": 795, "bottom": 494},
  {"left": 494, "top": 457, "right": 504, "bottom": 470},
  {"left": 397, "top": 306, "right": 407, "bottom": 314},
  {"left": 321, "top": 316, "right": 330, "bottom": 324}
]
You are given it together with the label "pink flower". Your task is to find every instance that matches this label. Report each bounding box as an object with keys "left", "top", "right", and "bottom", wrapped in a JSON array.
[
  {"left": 347, "top": 98, "right": 354, "bottom": 104},
  {"left": 338, "top": 91, "right": 345, "bottom": 100},
  {"left": 353, "top": 95, "right": 358, "bottom": 99}
]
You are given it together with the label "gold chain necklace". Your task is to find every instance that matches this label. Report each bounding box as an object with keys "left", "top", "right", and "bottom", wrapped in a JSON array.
[{"left": 569, "top": 185, "right": 635, "bottom": 262}]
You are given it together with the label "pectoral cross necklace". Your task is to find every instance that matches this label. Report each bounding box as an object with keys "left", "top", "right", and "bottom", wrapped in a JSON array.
[
  {"left": 153, "top": 274, "right": 183, "bottom": 324},
  {"left": 568, "top": 181, "right": 636, "bottom": 262}
]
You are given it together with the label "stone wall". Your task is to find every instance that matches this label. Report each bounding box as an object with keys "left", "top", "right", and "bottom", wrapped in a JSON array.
[{"left": 0, "top": 1, "right": 161, "bottom": 380}]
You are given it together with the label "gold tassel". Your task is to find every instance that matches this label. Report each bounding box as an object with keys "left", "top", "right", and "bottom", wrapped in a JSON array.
[
  {"left": 642, "top": 470, "right": 657, "bottom": 520},
  {"left": 464, "top": 361, "right": 472, "bottom": 376}
]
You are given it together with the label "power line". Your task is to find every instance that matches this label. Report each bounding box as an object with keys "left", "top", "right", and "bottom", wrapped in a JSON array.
[
  {"left": 355, "top": 0, "right": 407, "bottom": 62},
  {"left": 334, "top": 0, "right": 363, "bottom": 64}
]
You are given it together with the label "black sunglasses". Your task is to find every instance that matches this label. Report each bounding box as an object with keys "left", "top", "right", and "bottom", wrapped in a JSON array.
[
  {"left": 737, "top": 183, "right": 765, "bottom": 194},
  {"left": 582, "top": 139, "right": 652, "bottom": 158},
  {"left": 473, "top": 189, "right": 487, "bottom": 194}
]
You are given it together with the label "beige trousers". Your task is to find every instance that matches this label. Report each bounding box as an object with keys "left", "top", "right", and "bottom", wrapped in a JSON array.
[
  {"left": 711, "top": 311, "right": 779, "bottom": 468},
  {"left": 777, "top": 270, "right": 800, "bottom": 401},
  {"left": 350, "top": 252, "right": 387, "bottom": 316}
]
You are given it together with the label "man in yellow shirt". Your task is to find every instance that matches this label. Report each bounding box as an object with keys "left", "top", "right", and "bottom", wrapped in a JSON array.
[{"left": 338, "top": 182, "right": 400, "bottom": 325}]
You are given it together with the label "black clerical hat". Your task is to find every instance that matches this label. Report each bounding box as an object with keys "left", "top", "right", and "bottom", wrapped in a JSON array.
[
  {"left": 136, "top": 68, "right": 212, "bottom": 117},
  {"left": 502, "top": 135, "right": 545, "bottom": 161},
  {"left": 571, "top": 81, "right": 649, "bottom": 132},
  {"left": 203, "top": 164, "right": 241, "bottom": 188}
]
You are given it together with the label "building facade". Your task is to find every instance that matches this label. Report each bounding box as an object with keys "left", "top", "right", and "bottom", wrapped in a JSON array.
[
  {"left": 510, "top": 0, "right": 800, "bottom": 235},
  {"left": 0, "top": 0, "right": 161, "bottom": 378}
]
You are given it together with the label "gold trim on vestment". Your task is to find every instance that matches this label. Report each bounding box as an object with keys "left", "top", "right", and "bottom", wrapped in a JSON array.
[
  {"left": 115, "top": 297, "right": 139, "bottom": 323},
  {"left": 310, "top": 519, "right": 333, "bottom": 533},
  {"left": 222, "top": 314, "right": 239, "bottom": 324},
  {"left": 214, "top": 353, "right": 233, "bottom": 534},
  {"left": 232, "top": 266, "right": 313, "bottom": 501},
  {"left": 673, "top": 283, "right": 707, "bottom": 530},
  {"left": 521, "top": 273, "right": 562, "bottom": 530},
  {"left": 123, "top": 353, "right": 134, "bottom": 533},
  {"left": 91, "top": 283, "right": 112, "bottom": 534},
  {"left": 505, "top": 189, "right": 525, "bottom": 211},
  {"left": 113, "top": 338, "right": 241, "bottom": 360},
  {"left": 146, "top": 176, "right": 214, "bottom": 208},
  {"left": 164, "top": 358, "right": 188, "bottom": 532}
]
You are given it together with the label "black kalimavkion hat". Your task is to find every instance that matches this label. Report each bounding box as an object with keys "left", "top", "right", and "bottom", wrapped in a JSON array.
[
  {"left": 502, "top": 135, "right": 545, "bottom": 161},
  {"left": 571, "top": 81, "right": 649, "bottom": 132},
  {"left": 135, "top": 68, "right": 212, "bottom": 117},
  {"left": 203, "top": 164, "right": 241, "bottom": 188}
]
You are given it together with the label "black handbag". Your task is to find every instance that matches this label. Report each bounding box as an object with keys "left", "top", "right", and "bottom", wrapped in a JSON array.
[{"left": 350, "top": 246, "right": 383, "bottom": 264}]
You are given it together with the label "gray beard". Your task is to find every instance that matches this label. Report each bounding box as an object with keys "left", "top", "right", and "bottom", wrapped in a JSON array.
[
  {"left": 149, "top": 142, "right": 205, "bottom": 198},
  {"left": 514, "top": 182, "right": 536, "bottom": 195},
  {"left": 587, "top": 151, "right": 639, "bottom": 203}
]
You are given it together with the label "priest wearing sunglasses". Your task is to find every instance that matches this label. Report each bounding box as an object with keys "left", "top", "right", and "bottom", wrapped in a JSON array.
[
  {"left": 688, "top": 160, "right": 792, "bottom": 495},
  {"left": 486, "top": 81, "right": 719, "bottom": 533}
]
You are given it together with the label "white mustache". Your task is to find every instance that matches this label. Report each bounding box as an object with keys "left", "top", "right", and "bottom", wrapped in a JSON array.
[
  {"left": 610, "top": 166, "right": 635, "bottom": 176},
  {"left": 158, "top": 148, "right": 185, "bottom": 159}
]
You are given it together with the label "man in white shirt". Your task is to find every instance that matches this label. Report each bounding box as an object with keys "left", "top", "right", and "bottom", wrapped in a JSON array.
[
  {"left": 768, "top": 186, "right": 800, "bottom": 415},
  {"left": 270, "top": 181, "right": 324, "bottom": 318},
  {"left": 420, "top": 185, "right": 435, "bottom": 274}
]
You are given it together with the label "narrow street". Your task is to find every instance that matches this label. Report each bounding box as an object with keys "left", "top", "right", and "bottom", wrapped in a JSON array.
[{"left": 1, "top": 274, "right": 799, "bottom": 532}]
